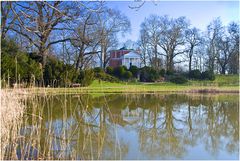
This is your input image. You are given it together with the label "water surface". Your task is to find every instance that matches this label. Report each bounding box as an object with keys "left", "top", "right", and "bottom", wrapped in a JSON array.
[{"left": 17, "top": 94, "right": 239, "bottom": 160}]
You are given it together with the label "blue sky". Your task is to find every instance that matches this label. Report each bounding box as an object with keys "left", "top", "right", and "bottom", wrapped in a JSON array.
[{"left": 106, "top": 1, "right": 239, "bottom": 44}]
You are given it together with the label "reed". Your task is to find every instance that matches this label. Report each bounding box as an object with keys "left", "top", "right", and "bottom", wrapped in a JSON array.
[
  {"left": 0, "top": 89, "right": 27, "bottom": 160},
  {"left": 1, "top": 87, "right": 124, "bottom": 160}
]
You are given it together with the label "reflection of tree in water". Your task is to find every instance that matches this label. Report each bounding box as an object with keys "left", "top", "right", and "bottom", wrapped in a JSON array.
[
  {"left": 203, "top": 97, "right": 239, "bottom": 156},
  {"left": 22, "top": 94, "right": 129, "bottom": 159},
  {"left": 137, "top": 95, "right": 189, "bottom": 159},
  {"left": 103, "top": 94, "right": 239, "bottom": 159},
  {"left": 21, "top": 94, "right": 239, "bottom": 159}
]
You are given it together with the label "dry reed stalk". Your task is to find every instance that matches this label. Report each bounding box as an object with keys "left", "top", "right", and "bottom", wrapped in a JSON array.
[{"left": 0, "top": 89, "right": 28, "bottom": 160}]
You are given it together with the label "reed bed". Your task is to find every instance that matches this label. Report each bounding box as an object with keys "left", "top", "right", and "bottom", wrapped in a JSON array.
[
  {"left": 0, "top": 89, "right": 28, "bottom": 160},
  {"left": 1, "top": 87, "right": 124, "bottom": 160}
]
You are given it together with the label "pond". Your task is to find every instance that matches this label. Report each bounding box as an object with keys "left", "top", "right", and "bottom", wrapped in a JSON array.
[{"left": 11, "top": 94, "right": 239, "bottom": 160}]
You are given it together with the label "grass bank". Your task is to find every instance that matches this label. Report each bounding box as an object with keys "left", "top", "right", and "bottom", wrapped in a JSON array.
[{"left": 20, "top": 75, "right": 239, "bottom": 95}]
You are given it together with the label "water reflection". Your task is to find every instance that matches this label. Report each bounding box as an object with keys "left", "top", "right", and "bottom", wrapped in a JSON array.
[{"left": 16, "top": 94, "right": 239, "bottom": 160}]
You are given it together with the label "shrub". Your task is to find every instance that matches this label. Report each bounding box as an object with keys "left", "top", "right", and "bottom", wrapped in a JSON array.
[
  {"left": 94, "top": 67, "right": 106, "bottom": 81},
  {"left": 93, "top": 67, "right": 104, "bottom": 73},
  {"left": 60, "top": 65, "right": 78, "bottom": 87},
  {"left": 122, "top": 65, "right": 128, "bottom": 71},
  {"left": 106, "top": 66, "right": 114, "bottom": 75},
  {"left": 94, "top": 71, "right": 119, "bottom": 82},
  {"left": 189, "top": 69, "right": 201, "bottom": 79},
  {"left": 1, "top": 39, "right": 42, "bottom": 86},
  {"left": 140, "top": 66, "right": 160, "bottom": 82},
  {"left": 201, "top": 71, "right": 215, "bottom": 80},
  {"left": 159, "top": 69, "right": 166, "bottom": 77},
  {"left": 113, "top": 66, "right": 126, "bottom": 78},
  {"left": 77, "top": 69, "right": 95, "bottom": 87},
  {"left": 168, "top": 75, "right": 188, "bottom": 84},
  {"left": 123, "top": 71, "right": 133, "bottom": 80},
  {"left": 43, "top": 57, "right": 65, "bottom": 86},
  {"left": 103, "top": 74, "right": 120, "bottom": 82},
  {"left": 166, "top": 70, "right": 174, "bottom": 75},
  {"left": 129, "top": 65, "right": 139, "bottom": 78}
]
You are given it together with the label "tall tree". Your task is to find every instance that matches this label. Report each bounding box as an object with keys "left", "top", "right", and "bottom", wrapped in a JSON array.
[
  {"left": 227, "top": 22, "right": 239, "bottom": 74},
  {"left": 158, "top": 16, "right": 189, "bottom": 71},
  {"left": 123, "top": 39, "right": 138, "bottom": 50},
  {"left": 185, "top": 27, "right": 202, "bottom": 72},
  {"left": 9, "top": 2, "right": 75, "bottom": 67},
  {"left": 1, "top": 2, "right": 16, "bottom": 39},
  {"left": 140, "top": 15, "right": 161, "bottom": 69},
  {"left": 216, "top": 35, "right": 232, "bottom": 74},
  {"left": 97, "top": 8, "right": 131, "bottom": 69},
  {"left": 138, "top": 29, "right": 150, "bottom": 67},
  {"left": 206, "top": 18, "right": 224, "bottom": 73},
  {"left": 9, "top": 1, "right": 95, "bottom": 67},
  {"left": 71, "top": 11, "right": 100, "bottom": 70},
  {"left": 194, "top": 44, "right": 206, "bottom": 72}
]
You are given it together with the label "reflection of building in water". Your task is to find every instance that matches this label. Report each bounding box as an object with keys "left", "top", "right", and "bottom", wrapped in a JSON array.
[
  {"left": 108, "top": 107, "right": 129, "bottom": 127},
  {"left": 108, "top": 107, "right": 143, "bottom": 127},
  {"left": 121, "top": 107, "right": 142, "bottom": 124}
]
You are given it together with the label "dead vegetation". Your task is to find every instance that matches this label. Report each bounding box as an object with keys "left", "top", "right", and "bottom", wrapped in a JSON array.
[{"left": 0, "top": 89, "right": 28, "bottom": 160}]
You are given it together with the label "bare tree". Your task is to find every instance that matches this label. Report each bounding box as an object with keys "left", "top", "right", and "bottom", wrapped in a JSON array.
[
  {"left": 128, "top": 1, "right": 159, "bottom": 11},
  {"left": 128, "top": 1, "right": 146, "bottom": 11},
  {"left": 140, "top": 15, "right": 161, "bottom": 69},
  {"left": 123, "top": 39, "right": 138, "bottom": 50},
  {"left": 206, "top": 18, "right": 224, "bottom": 73},
  {"left": 70, "top": 11, "right": 101, "bottom": 71},
  {"left": 216, "top": 36, "right": 232, "bottom": 74},
  {"left": 216, "top": 21, "right": 239, "bottom": 74},
  {"left": 194, "top": 44, "right": 207, "bottom": 72},
  {"left": 9, "top": 1, "right": 103, "bottom": 68},
  {"left": 58, "top": 31, "right": 76, "bottom": 65},
  {"left": 158, "top": 16, "right": 189, "bottom": 71},
  {"left": 185, "top": 27, "right": 202, "bottom": 72},
  {"left": 97, "top": 8, "right": 131, "bottom": 69},
  {"left": 227, "top": 22, "right": 239, "bottom": 74},
  {"left": 139, "top": 15, "right": 189, "bottom": 71},
  {"left": 1, "top": 2, "right": 16, "bottom": 39},
  {"left": 138, "top": 29, "right": 150, "bottom": 66},
  {"left": 9, "top": 1, "right": 79, "bottom": 67}
]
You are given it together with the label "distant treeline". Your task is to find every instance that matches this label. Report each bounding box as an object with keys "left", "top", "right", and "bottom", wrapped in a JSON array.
[{"left": 2, "top": 39, "right": 217, "bottom": 87}]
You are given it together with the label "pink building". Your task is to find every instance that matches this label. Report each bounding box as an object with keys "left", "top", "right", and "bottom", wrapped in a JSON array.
[{"left": 109, "top": 48, "right": 141, "bottom": 69}]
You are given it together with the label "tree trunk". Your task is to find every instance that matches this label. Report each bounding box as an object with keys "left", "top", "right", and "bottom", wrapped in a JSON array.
[
  {"left": 168, "top": 52, "right": 174, "bottom": 72},
  {"left": 75, "top": 44, "right": 85, "bottom": 71},
  {"left": 189, "top": 47, "right": 193, "bottom": 73},
  {"left": 221, "top": 65, "right": 226, "bottom": 74},
  {"left": 103, "top": 49, "right": 107, "bottom": 69},
  {"left": 166, "top": 54, "right": 170, "bottom": 71},
  {"left": 38, "top": 47, "right": 51, "bottom": 67},
  {"left": 101, "top": 45, "right": 107, "bottom": 69},
  {"left": 154, "top": 44, "right": 158, "bottom": 69},
  {"left": 188, "top": 105, "right": 192, "bottom": 132},
  {"left": 189, "top": 56, "right": 192, "bottom": 72}
]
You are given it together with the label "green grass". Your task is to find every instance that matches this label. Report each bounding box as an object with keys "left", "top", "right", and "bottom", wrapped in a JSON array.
[
  {"left": 189, "top": 74, "right": 239, "bottom": 86},
  {"left": 214, "top": 74, "right": 239, "bottom": 85},
  {"left": 23, "top": 74, "right": 239, "bottom": 95}
]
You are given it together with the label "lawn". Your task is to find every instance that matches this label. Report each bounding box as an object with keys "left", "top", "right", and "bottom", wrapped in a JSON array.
[
  {"left": 26, "top": 75, "right": 239, "bottom": 95},
  {"left": 189, "top": 74, "right": 239, "bottom": 86}
]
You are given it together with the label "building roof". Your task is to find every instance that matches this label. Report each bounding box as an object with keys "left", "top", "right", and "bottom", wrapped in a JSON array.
[
  {"left": 122, "top": 51, "right": 141, "bottom": 58},
  {"left": 119, "top": 47, "right": 128, "bottom": 50}
]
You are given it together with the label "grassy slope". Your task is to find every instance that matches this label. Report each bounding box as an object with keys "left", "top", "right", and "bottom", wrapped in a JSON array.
[
  {"left": 189, "top": 74, "right": 239, "bottom": 86},
  {"left": 29, "top": 75, "right": 239, "bottom": 94}
]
